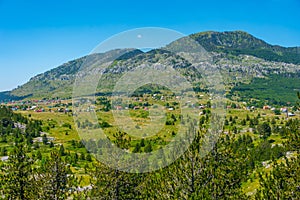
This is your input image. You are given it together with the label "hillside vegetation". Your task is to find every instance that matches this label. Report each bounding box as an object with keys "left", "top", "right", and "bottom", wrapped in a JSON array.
[
  {"left": 0, "top": 91, "right": 299, "bottom": 198},
  {"left": 0, "top": 31, "right": 299, "bottom": 104}
]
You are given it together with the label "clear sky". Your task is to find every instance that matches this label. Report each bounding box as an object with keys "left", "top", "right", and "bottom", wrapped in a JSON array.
[{"left": 0, "top": 0, "right": 300, "bottom": 92}]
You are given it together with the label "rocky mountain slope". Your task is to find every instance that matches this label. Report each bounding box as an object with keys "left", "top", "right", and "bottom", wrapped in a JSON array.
[{"left": 1, "top": 31, "right": 299, "bottom": 103}]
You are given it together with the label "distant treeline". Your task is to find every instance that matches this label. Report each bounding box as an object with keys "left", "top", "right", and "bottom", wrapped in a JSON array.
[{"left": 230, "top": 74, "right": 300, "bottom": 106}]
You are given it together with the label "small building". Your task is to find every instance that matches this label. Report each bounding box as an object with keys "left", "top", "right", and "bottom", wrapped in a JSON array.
[
  {"left": 1, "top": 156, "right": 9, "bottom": 162},
  {"left": 280, "top": 108, "right": 288, "bottom": 113},
  {"left": 288, "top": 112, "right": 295, "bottom": 117},
  {"left": 30, "top": 106, "right": 37, "bottom": 110},
  {"left": 133, "top": 106, "right": 140, "bottom": 110},
  {"left": 114, "top": 106, "right": 123, "bottom": 110}
]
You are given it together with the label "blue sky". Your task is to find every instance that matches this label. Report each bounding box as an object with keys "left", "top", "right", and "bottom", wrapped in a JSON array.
[{"left": 0, "top": 0, "right": 300, "bottom": 91}]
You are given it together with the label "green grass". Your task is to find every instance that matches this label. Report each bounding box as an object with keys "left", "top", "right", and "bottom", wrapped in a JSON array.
[{"left": 17, "top": 111, "right": 80, "bottom": 143}]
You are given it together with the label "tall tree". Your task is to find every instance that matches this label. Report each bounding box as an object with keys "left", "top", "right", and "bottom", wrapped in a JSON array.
[
  {"left": 35, "top": 151, "right": 74, "bottom": 200},
  {"left": 0, "top": 144, "right": 37, "bottom": 199},
  {"left": 89, "top": 161, "right": 144, "bottom": 199}
]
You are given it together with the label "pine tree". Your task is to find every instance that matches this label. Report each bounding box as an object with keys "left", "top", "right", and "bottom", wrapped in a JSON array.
[
  {"left": 133, "top": 142, "right": 141, "bottom": 153},
  {"left": 59, "top": 144, "right": 65, "bottom": 156},
  {"left": 42, "top": 134, "right": 48, "bottom": 145},
  {"left": 89, "top": 161, "right": 144, "bottom": 199},
  {"left": 36, "top": 151, "right": 74, "bottom": 200},
  {"left": 0, "top": 144, "right": 37, "bottom": 199},
  {"left": 144, "top": 143, "right": 152, "bottom": 153}
]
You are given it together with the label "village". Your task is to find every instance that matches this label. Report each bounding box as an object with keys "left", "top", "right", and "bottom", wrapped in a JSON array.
[{"left": 2, "top": 93, "right": 298, "bottom": 119}]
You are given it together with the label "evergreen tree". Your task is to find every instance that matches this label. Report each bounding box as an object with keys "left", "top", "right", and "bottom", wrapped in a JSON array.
[
  {"left": 89, "top": 162, "right": 144, "bottom": 199},
  {"left": 59, "top": 144, "right": 65, "bottom": 156},
  {"left": 36, "top": 151, "right": 74, "bottom": 200},
  {"left": 42, "top": 134, "right": 48, "bottom": 145},
  {"left": 0, "top": 144, "right": 37, "bottom": 199},
  {"left": 257, "top": 122, "right": 271, "bottom": 139},
  {"left": 133, "top": 142, "right": 141, "bottom": 153},
  {"left": 144, "top": 143, "right": 152, "bottom": 153}
]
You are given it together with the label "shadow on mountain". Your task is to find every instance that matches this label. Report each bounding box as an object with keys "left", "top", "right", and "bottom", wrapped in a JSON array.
[{"left": 0, "top": 91, "right": 32, "bottom": 102}]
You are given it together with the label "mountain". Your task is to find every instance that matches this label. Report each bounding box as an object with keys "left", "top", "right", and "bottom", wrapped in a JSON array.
[
  {"left": 9, "top": 56, "right": 86, "bottom": 99},
  {"left": 1, "top": 31, "right": 300, "bottom": 103},
  {"left": 191, "top": 31, "right": 300, "bottom": 64}
]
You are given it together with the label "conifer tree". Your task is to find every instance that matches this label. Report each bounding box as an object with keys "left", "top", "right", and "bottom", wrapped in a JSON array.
[{"left": 0, "top": 144, "right": 37, "bottom": 199}]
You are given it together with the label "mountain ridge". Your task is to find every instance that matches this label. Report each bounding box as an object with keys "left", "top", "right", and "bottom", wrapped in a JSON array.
[
  {"left": 1, "top": 30, "right": 300, "bottom": 101},
  {"left": 191, "top": 31, "right": 300, "bottom": 64}
]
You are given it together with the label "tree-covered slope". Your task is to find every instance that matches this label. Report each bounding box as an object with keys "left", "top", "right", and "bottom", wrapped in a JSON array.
[{"left": 191, "top": 31, "right": 300, "bottom": 64}]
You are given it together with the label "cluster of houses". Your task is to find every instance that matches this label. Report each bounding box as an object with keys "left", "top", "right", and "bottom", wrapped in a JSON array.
[
  {"left": 229, "top": 103, "right": 298, "bottom": 117},
  {"left": 262, "top": 105, "right": 296, "bottom": 117},
  {"left": 3, "top": 98, "right": 73, "bottom": 113},
  {"left": 3, "top": 99, "right": 65, "bottom": 106},
  {"left": 112, "top": 99, "right": 207, "bottom": 112},
  {"left": 4, "top": 96, "right": 298, "bottom": 118},
  {"left": 113, "top": 105, "right": 149, "bottom": 111},
  {"left": 10, "top": 105, "right": 72, "bottom": 113}
]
